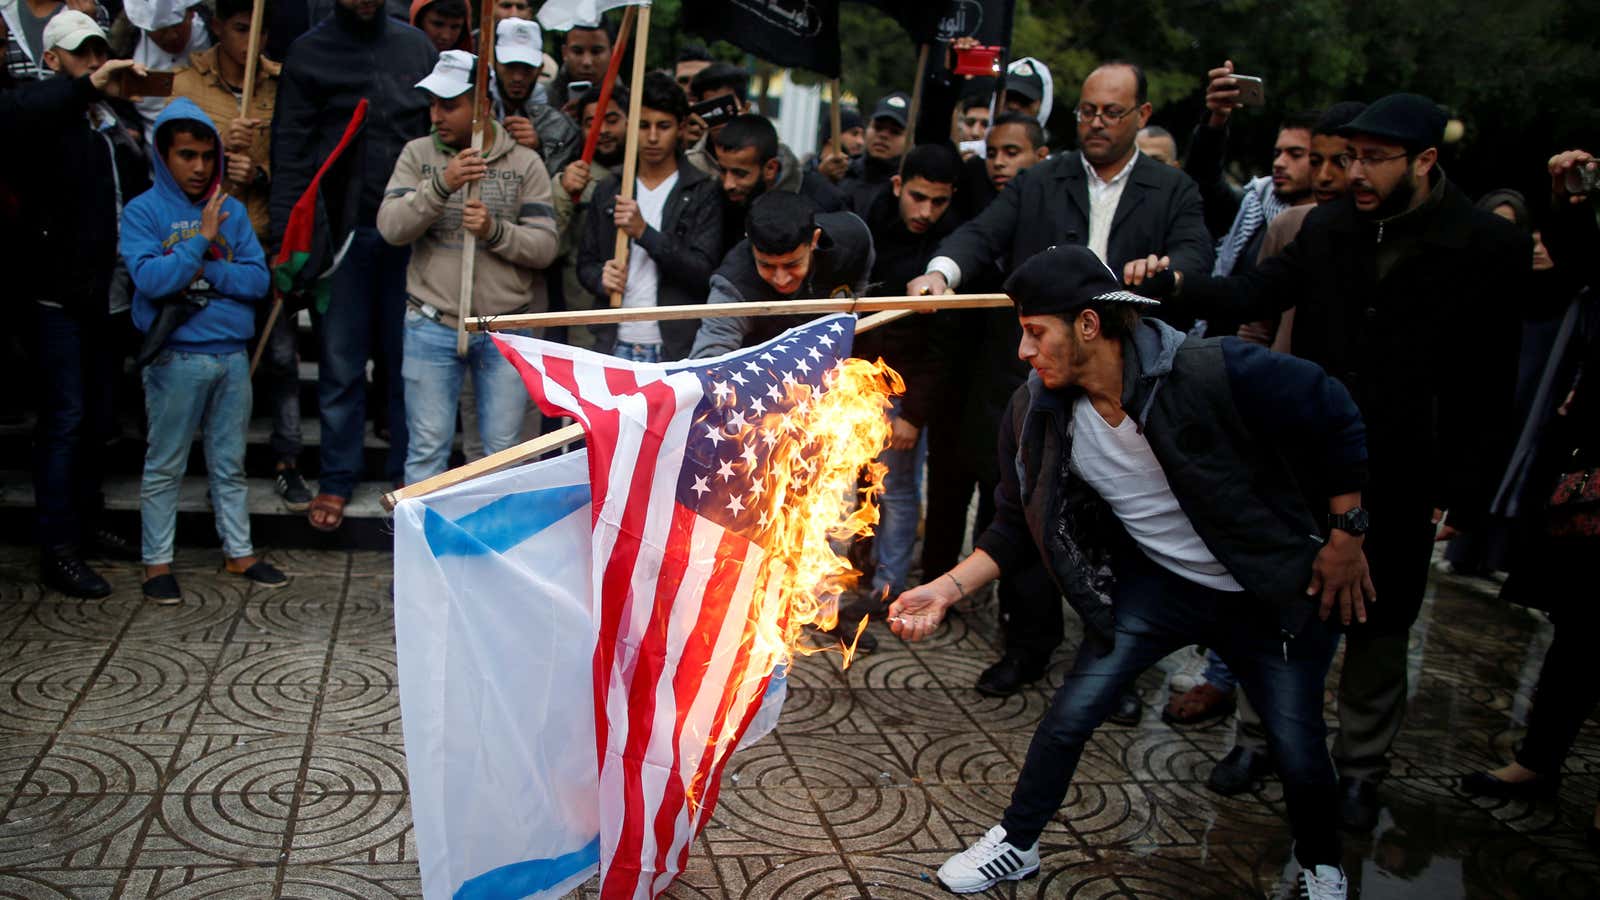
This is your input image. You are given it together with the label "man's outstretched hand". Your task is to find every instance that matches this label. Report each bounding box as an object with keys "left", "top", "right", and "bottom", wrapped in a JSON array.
[
  {"left": 887, "top": 579, "right": 956, "bottom": 642},
  {"left": 1307, "top": 532, "right": 1376, "bottom": 626}
]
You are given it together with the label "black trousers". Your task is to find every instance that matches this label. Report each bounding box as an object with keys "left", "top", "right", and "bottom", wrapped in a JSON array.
[{"left": 1516, "top": 599, "right": 1600, "bottom": 779}]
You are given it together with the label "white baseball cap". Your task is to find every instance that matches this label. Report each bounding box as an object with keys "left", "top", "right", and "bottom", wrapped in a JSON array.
[
  {"left": 495, "top": 18, "right": 542, "bottom": 68},
  {"left": 123, "top": 0, "right": 202, "bottom": 32},
  {"left": 415, "top": 49, "right": 477, "bottom": 99},
  {"left": 42, "top": 9, "right": 108, "bottom": 52}
]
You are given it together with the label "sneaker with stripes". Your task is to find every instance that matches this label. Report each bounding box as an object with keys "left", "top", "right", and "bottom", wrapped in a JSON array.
[{"left": 935, "top": 824, "right": 1039, "bottom": 893}]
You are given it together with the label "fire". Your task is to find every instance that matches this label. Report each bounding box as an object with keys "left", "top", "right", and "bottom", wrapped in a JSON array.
[{"left": 745, "top": 357, "right": 902, "bottom": 677}]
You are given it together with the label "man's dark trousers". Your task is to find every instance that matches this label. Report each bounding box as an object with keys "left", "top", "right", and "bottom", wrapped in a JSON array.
[
  {"left": 313, "top": 226, "right": 410, "bottom": 496},
  {"left": 999, "top": 550, "right": 1343, "bottom": 867},
  {"left": 33, "top": 306, "right": 119, "bottom": 550}
]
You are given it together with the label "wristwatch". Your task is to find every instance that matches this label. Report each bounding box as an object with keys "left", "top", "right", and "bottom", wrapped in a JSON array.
[{"left": 1328, "top": 507, "right": 1371, "bottom": 536}]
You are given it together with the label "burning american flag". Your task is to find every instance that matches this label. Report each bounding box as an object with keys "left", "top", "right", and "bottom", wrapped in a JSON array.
[{"left": 491, "top": 314, "right": 894, "bottom": 899}]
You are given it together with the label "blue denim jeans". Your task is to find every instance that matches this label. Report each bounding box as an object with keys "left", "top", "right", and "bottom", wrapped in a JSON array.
[
  {"left": 401, "top": 311, "right": 536, "bottom": 485},
  {"left": 1201, "top": 647, "right": 1238, "bottom": 693},
  {"left": 612, "top": 341, "right": 663, "bottom": 363},
  {"left": 1000, "top": 550, "right": 1342, "bottom": 867},
  {"left": 33, "top": 306, "right": 118, "bottom": 549},
  {"left": 140, "top": 349, "right": 253, "bottom": 564},
  {"left": 872, "top": 399, "right": 927, "bottom": 596},
  {"left": 313, "top": 226, "right": 409, "bottom": 496}
]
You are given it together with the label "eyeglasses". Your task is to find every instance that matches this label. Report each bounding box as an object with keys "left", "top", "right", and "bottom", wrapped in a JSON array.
[
  {"left": 1336, "top": 151, "right": 1410, "bottom": 170},
  {"left": 1074, "top": 104, "right": 1138, "bottom": 124}
]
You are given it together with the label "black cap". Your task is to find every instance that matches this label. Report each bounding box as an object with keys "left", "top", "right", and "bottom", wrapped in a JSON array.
[
  {"left": 823, "top": 108, "right": 863, "bottom": 139},
  {"left": 870, "top": 92, "right": 910, "bottom": 127},
  {"left": 1005, "top": 60, "right": 1044, "bottom": 102},
  {"left": 1004, "top": 245, "right": 1162, "bottom": 318},
  {"left": 1336, "top": 93, "right": 1445, "bottom": 152}
]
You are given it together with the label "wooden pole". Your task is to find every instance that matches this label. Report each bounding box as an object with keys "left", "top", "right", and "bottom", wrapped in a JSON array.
[
  {"left": 247, "top": 297, "right": 282, "bottom": 378},
  {"left": 905, "top": 43, "right": 929, "bottom": 146},
  {"left": 571, "top": 4, "right": 637, "bottom": 202},
  {"left": 456, "top": 0, "right": 497, "bottom": 357},
  {"left": 608, "top": 1, "right": 652, "bottom": 308},
  {"left": 239, "top": 0, "right": 265, "bottom": 116},
  {"left": 382, "top": 300, "right": 942, "bottom": 509},
  {"left": 465, "top": 292, "right": 1013, "bottom": 331},
  {"left": 828, "top": 78, "right": 842, "bottom": 159}
]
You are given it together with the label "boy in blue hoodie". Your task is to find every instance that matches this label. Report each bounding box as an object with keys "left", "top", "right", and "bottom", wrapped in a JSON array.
[{"left": 121, "top": 97, "right": 287, "bottom": 604}]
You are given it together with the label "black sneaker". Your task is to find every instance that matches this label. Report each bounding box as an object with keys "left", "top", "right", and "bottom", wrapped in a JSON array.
[
  {"left": 234, "top": 560, "right": 289, "bottom": 589},
  {"left": 275, "top": 465, "right": 312, "bottom": 512},
  {"left": 84, "top": 527, "right": 140, "bottom": 562},
  {"left": 975, "top": 651, "right": 1048, "bottom": 698},
  {"left": 1207, "top": 745, "right": 1275, "bottom": 796},
  {"left": 41, "top": 550, "right": 112, "bottom": 599},
  {"left": 1106, "top": 688, "right": 1143, "bottom": 726},
  {"left": 141, "top": 573, "right": 182, "bottom": 605},
  {"left": 821, "top": 617, "right": 878, "bottom": 654}
]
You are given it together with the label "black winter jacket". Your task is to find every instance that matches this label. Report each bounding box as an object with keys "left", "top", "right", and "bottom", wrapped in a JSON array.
[
  {"left": 976, "top": 319, "right": 1368, "bottom": 647},
  {"left": 268, "top": 5, "right": 437, "bottom": 250},
  {"left": 577, "top": 157, "right": 723, "bottom": 360},
  {"left": 3, "top": 74, "right": 148, "bottom": 317}
]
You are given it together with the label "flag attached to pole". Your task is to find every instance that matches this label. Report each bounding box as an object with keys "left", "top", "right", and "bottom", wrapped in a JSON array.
[
  {"left": 493, "top": 315, "right": 863, "bottom": 898},
  {"left": 537, "top": 0, "right": 648, "bottom": 32},
  {"left": 681, "top": 0, "right": 843, "bottom": 78},
  {"left": 271, "top": 98, "right": 367, "bottom": 314}
]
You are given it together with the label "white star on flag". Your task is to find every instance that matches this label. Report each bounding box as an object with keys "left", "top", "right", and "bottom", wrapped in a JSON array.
[
  {"left": 690, "top": 475, "right": 710, "bottom": 498},
  {"left": 716, "top": 459, "right": 736, "bottom": 481}
]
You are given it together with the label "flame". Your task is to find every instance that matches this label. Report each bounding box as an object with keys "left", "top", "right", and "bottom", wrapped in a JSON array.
[{"left": 744, "top": 357, "right": 902, "bottom": 679}]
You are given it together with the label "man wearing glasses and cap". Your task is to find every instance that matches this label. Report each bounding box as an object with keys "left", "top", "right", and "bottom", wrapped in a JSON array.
[
  {"left": 1128, "top": 92, "right": 1529, "bottom": 832},
  {"left": 892, "top": 244, "right": 1371, "bottom": 899}
]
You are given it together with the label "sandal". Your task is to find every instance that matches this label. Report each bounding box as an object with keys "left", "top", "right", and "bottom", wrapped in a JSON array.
[
  {"left": 307, "top": 493, "right": 347, "bottom": 532},
  {"left": 1162, "top": 682, "right": 1236, "bottom": 726}
]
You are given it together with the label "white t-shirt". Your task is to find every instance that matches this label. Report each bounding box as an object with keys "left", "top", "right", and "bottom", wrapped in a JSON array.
[
  {"left": 617, "top": 171, "right": 679, "bottom": 346},
  {"left": 1069, "top": 395, "right": 1243, "bottom": 592}
]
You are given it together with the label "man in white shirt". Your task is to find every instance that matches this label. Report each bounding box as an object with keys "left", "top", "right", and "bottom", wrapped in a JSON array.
[
  {"left": 892, "top": 245, "right": 1371, "bottom": 900},
  {"left": 122, "top": 0, "right": 212, "bottom": 140}
]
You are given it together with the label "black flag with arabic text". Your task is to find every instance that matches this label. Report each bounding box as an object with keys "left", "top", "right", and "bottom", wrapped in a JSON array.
[
  {"left": 853, "top": 0, "right": 1014, "bottom": 49},
  {"left": 682, "top": 0, "right": 842, "bottom": 78}
]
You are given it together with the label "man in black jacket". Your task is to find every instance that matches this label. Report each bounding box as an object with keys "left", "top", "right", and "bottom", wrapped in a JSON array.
[
  {"left": 269, "top": 0, "right": 435, "bottom": 529},
  {"left": 10, "top": 16, "right": 149, "bottom": 597},
  {"left": 837, "top": 92, "right": 909, "bottom": 214},
  {"left": 577, "top": 71, "right": 721, "bottom": 362},
  {"left": 1130, "top": 93, "right": 1529, "bottom": 831},
  {"left": 706, "top": 114, "right": 843, "bottom": 257},
  {"left": 689, "top": 192, "right": 873, "bottom": 359},
  {"left": 891, "top": 245, "right": 1370, "bottom": 900}
]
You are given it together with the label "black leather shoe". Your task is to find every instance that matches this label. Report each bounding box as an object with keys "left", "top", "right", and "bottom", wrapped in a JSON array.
[
  {"left": 1459, "top": 769, "right": 1561, "bottom": 801},
  {"left": 1207, "top": 746, "right": 1275, "bottom": 796},
  {"left": 975, "top": 651, "right": 1048, "bottom": 697},
  {"left": 1338, "top": 776, "right": 1380, "bottom": 832},
  {"left": 84, "top": 527, "right": 140, "bottom": 562},
  {"left": 1106, "top": 689, "right": 1142, "bottom": 726},
  {"left": 41, "top": 549, "right": 112, "bottom": 599}
]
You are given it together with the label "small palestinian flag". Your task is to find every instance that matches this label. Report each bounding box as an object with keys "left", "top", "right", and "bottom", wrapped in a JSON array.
[{"left": 272, "top": 99, "right": 368, "bottom": 314}]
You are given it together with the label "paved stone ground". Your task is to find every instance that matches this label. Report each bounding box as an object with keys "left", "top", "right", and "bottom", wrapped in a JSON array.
[{"left": 0, "top": 544, "right": 1596, "bottom": 898}]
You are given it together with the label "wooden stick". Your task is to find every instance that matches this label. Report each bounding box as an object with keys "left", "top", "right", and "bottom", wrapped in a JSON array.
[
  {"left": 466, "top": 292, "right": 1012, "bottom": 331},
  {"left": 828, "top": 78, "right": 842, "bottom": 159},
  {"left": 239, "top": 0, "right": 265, "bottom": 116},
  {"left": 382, "top": 302, "right": 946, "bottom": 509},
  {"left": 456, "top": 0, "right": 497, "bottom": 357},
  {"left": 247, "top": 296, "right": 282, "bottom": 378},
  {"left": 608, "top": 2, "right": 652, "bottom": 308},
  {"left": 570, "top": 4, "right": 636, "bottom": 202},
  {"left": 905, "top": 42, "right": 929, "bottom": 146}
]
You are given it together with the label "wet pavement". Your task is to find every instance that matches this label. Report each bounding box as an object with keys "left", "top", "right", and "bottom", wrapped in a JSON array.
[{"left": 0, "top": 543, "right": 1595, "bottom": 898}]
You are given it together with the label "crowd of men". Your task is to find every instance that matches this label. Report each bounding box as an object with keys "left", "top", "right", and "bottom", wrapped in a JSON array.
[{"left": 3, "top": 1, "right": 1597, "bottom": 896}]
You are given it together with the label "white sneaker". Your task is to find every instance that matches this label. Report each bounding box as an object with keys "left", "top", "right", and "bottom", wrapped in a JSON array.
[
  {"left": 935, "top": 825, "right": 1040, "bottom": 893},
  {"left": 1296, "top": 864, "right": 1348, "bottom": 900}
]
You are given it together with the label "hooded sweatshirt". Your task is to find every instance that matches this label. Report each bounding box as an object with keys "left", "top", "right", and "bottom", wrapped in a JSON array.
[
  {"left": 122, "top": 98, "right": 270, "bottom": 354},
  {"left": 377, "top": 120, "right": 559, "bottom": 325},
  {"left": 409, "top": 0, "right": 473, "bottom": 51}
]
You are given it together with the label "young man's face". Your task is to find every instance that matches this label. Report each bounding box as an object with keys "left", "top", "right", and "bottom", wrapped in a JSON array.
[
  {"left": 1309, "top": 133, "right": 1351, "bottom": 204},
  {"left": 1017, "top": 312, "right": 1090, "bottom": 391},
  {"left": 865, "top": 117, "right": 906, "bottom": 162},
  {"left": 986, "top": 122, "right": 1045, "bottom": 190},
  {"left": 338, "top": 0, "right": 384, "bottom": 22},
  {"left": 44, "top": 40, "right": 108, "bottom": 78},
  {"left": 1135, "top": 131, "right": 1179, "bottom": 167},
  {"left": 165, "top": 130, "right": 218, "bottom": 199},
  {"left": 1271, "top": 127, "right": 1313, "bottom": 203},
  {"left": 562, "top": 27, "right": 611, "bottom": 82},
  {"left": 958, "top": 105, "right": 989, "bottom": 142},
  {"left": 675, "top": 58, "right": 710, "bottom": 96},
  {"left": 419, "top": 9, "right": 464, "bottom": 52},
  {"left": 214, "top": 12, "right": 266, "bottom": 69},
  {"left": 839, "top": 126, "right": 865, "bottom": 158},
  {"left": 892, "top": 174, "right": 954, "bottom": 234},
  {"left": 714, "top": 144, "right": 775, "bottom": 206},
  {"left": 148, "top": 9, "right": 194, "bottom": 55},
  {"left": 430, "top": 93, "right": 475, "bottom": 149},
  {"left": 752, "top": 232, "right": 819, "bottom": 296},
  {"left": 1002, "top": 91, "right": 1039, "bottom": 117},
  {"left": 493, "top": 0, "right": 530, "bottom": 22},
  {"left": 496, "top": 61, "right": 536, "bottom": 102},
  {"left": 637, "top": 107, "right": 680, "bottom": 167},
  {"left": 581, "top": 98, "right": 626, "bottom": 158}
]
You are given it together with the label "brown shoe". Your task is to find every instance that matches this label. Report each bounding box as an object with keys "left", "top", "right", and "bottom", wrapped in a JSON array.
[{"left": 1162, "top": 682, "right": 1236, "bottom": 726}]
